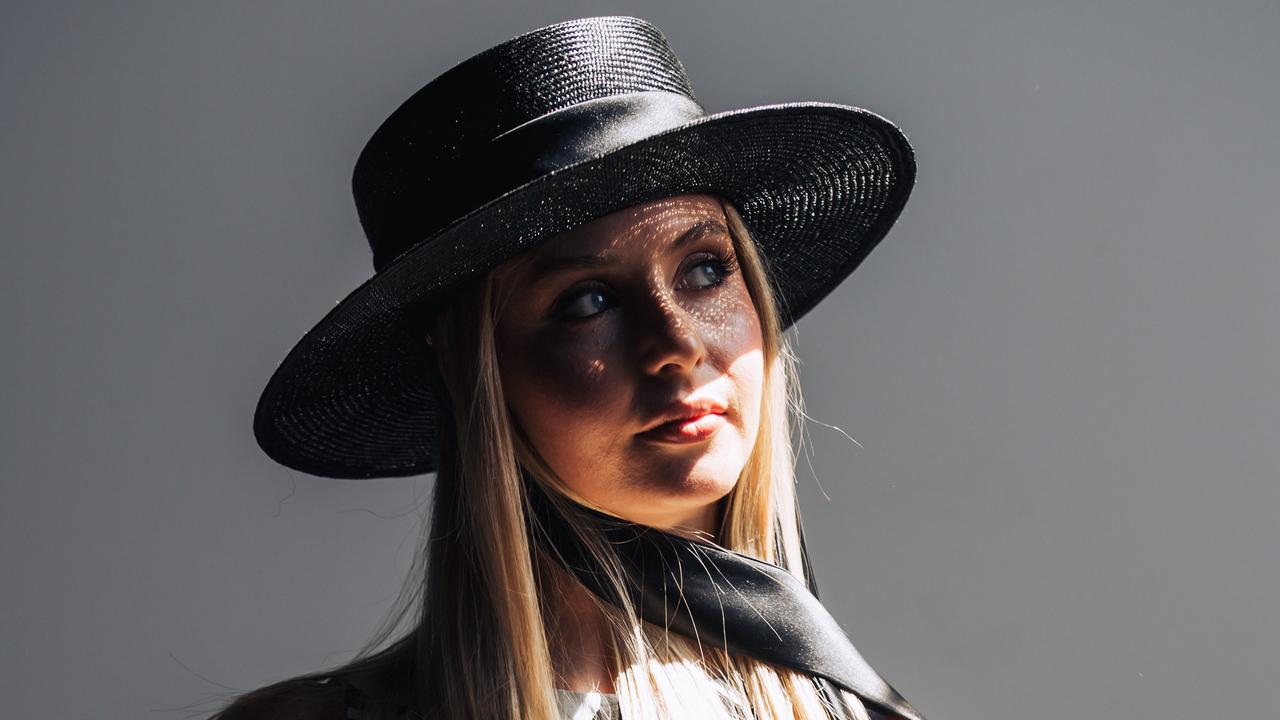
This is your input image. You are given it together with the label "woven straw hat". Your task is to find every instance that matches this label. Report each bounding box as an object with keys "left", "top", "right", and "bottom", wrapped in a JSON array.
[{"left": 253, "top": 15, "right": 916, "bottom": 479}]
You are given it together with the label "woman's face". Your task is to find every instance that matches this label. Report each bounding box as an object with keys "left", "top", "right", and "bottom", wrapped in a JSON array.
[{"left": 493, "top": 193, "right": 765, "bottom": 535}]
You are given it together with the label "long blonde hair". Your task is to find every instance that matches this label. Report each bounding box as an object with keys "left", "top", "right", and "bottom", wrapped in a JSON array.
[
  {"left": 405, "top": 195, "right": 872, "bottom": 720},
  {"left": 211, "top": 197, "right": 872, "bottom": 719}
]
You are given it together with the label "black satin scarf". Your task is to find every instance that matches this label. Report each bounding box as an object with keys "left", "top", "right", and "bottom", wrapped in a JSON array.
[{"left": 523, "top": 473, "right": 925, "bottom": 720}]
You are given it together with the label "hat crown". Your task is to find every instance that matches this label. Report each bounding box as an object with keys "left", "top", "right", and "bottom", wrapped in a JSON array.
[{"left": 352, "top": 16, "right": 698, "bottom": 271}]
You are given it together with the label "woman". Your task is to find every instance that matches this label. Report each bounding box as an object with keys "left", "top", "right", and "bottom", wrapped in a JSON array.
[{"left": 217, "top": 15, "right": 921, "bottom": 720}]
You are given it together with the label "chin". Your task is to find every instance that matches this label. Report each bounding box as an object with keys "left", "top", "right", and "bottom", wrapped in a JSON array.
[
  {"left": 612, "top": 453, "right": 733, "bottom": 498},
  {"left": 654, "top": 447, "right": 744, "bottom": 499}
]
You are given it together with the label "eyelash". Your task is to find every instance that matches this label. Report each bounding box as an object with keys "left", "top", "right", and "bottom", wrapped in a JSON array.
[{"left": 553, "top": 250, "right": 741, "bottom": 322}]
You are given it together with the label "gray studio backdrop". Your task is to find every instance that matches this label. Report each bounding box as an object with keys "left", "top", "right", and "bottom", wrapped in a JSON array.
[{"left": 2, "top": 2, "right": 1276, "bottom": 718}]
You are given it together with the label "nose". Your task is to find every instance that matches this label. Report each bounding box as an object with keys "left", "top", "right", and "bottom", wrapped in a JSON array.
[{"left": 635, "top": 292, "right": 707, "bottom": 377}]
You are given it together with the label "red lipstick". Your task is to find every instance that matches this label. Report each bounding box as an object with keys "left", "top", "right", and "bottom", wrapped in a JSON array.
[{"left": 638, "top": 398, "right": 728, "bottom": 444}]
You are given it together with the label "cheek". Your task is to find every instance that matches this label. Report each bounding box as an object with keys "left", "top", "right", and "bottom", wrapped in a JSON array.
[
  {"left": 700, "top": 287, "right": 766, "bottom": 438},
  {"left": 723, "top": 325, "right": 766, "bottom": 441},
  {"left": 695, "top": 284, "right": 765, "bottom": 371},
  {"left": 500, "top": 332, "right": 622, "bottom": 464}
]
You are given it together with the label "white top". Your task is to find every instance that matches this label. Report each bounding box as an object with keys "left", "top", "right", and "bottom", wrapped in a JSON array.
[
  {"left": 553, "top": 678, "right": 745, "bottom": 719},
  {"left": 554, "top": 688, "right": 621, "bottom": 720}
]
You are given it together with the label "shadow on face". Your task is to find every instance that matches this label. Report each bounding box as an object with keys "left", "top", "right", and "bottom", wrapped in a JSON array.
[{"left": 491, "top": 193, "right": 766, "bottom": 535}]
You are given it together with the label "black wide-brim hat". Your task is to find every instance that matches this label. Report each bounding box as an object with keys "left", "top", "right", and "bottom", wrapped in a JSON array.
[{"left": 253, "top": 15, "right": 917, "bottom": 479}]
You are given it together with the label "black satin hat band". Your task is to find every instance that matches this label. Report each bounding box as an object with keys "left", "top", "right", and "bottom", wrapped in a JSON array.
[
  {"left": 523, "top": 474, "right": 925, "bottom": 720},
  {"left": 410, "top": 90, "right": 707, "bottom": 273}
]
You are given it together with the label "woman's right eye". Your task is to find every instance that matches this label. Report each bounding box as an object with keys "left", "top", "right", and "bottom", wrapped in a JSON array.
[{"left": 555, "top": 286, "right": 614, "bottom": 321}]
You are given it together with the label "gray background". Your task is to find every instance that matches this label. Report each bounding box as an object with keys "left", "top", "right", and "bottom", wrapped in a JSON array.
[{"left": 2, "top": 2, "right": 1276, "bottom": 718}]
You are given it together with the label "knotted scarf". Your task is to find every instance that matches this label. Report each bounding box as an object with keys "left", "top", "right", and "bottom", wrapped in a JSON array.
[{"left": 523, "top": 472, "right": 926, "bottom": 720}]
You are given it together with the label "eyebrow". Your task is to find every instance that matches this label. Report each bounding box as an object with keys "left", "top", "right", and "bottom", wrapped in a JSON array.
[{"left": 529, "top": 219, "right": 730, "bottom": 278}]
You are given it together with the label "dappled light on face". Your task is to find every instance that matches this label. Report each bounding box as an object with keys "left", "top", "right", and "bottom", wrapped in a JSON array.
[
  {"left": 585, "top": 358, "right": 606, "bottom": 382},
  {"left": 489, "top": 192, "right": 766, "bottom": 535}
]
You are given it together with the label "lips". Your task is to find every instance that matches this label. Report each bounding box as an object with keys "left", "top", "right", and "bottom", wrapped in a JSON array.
[
  {"left": 640, "top": 398, "right": 729, "bottom": 433},
  {"left": 637, "top": 411, "right": 726, "bottom": 443},
  {"left": 637, "top": 397, "right": 729, "bottom": 444}
]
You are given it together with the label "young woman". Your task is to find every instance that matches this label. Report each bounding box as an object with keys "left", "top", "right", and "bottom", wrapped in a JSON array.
[{"left": 217, "top": 15, "right": 922, "bottom": 720}]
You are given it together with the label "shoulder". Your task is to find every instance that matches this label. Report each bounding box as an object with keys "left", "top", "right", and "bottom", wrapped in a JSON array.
[{"left": 208, "top": 676, "right": 347, "bottom": 720}]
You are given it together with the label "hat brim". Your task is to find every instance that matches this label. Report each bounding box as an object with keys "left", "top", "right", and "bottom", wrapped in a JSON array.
[{"left": 253, "top": 102, "right": 916, "bottom": 479}]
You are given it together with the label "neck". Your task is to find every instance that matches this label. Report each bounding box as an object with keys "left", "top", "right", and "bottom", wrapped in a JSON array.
[
  {"left": 661, "top": 498, "right": 724, "bottom": 541},
  {"left": 539, "top": 497, "right": 727, "bottom": 694},
  {"left": 542, "top": 560, "right": 617, "bottom": 693},
  {"left": 620, "top": 495, "right": 728, "bottom": 543}
]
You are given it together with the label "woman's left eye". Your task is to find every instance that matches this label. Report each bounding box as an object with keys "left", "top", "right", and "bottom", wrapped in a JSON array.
[
  {"left": 681, "top": 251, "right": 739, "bottom": 291},
  {"left": 683, "top": 257, "right": 730, "bottom": 289}
]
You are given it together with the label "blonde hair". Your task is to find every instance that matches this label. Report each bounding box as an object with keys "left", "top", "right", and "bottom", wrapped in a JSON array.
[
  {"left": 409, "top": 196, "right": 872, "bottom": 719},
  {"left": 209, "top": 197, "right": 873, "bottom": 719}
]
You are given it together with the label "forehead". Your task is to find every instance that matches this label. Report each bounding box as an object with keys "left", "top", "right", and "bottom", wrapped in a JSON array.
[
  {"left": 538, "top": 193, "right": 726, "bottom": 255},
  {"left": 496, "top": 194, "right": 729, "bottom": 285}
]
